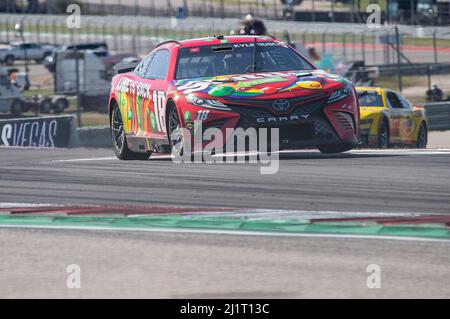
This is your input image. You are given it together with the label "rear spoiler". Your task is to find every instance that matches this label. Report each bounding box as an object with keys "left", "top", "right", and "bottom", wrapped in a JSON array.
[{"left": 114, "top": 60, "right": 140, "bottom": 75}]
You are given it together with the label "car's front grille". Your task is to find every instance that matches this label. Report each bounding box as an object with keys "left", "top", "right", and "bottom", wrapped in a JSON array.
[
  {"left": 225, "top": 105, "right": 273, "bottom": 118},
  {"left": 291, "top": 100, "right": 324, "bottom": 116},
  {"left": 228, "top": 93, "right": 329, "bottom": 108},
  {"left": 278, "top": 123, "right": 315, "bottom": 142},
  {"left": 218, "top": 96, "right": 345, "bottom": 147},
  {"left": 226, "top": 98, "right": 327, "bottom": 124}
]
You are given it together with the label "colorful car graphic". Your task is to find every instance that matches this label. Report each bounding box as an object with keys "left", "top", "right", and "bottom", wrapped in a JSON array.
[
  {"left": 357, "top": 87, "right": 428, "bottom": 148},
  {"left": 109, "top": 36, "right": 360, "bottom": 159}
]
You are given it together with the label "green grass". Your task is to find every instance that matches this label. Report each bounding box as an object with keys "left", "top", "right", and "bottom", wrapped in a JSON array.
[
  {"left": 77, "top": 112, "right": 109, "bottom": 127},
  {"left": 375, "top": 75, "right": 428, "bottom": 89},
  {"left": 357, "top": 0, "right": 387, "bottom": 11},
  {"left": 403, "top": 36, "right": 450, "bottom": 48},
  {"left": 374, "top": 75, "right": 429, "bottom": 103},
  {"left": 22, "top": 88, "right": 54, "bottom": 99}
]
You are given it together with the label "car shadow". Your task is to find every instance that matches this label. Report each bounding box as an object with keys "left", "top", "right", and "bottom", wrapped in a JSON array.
[{"left": 148, "top": 150, "right": 404, "bottom": 162}]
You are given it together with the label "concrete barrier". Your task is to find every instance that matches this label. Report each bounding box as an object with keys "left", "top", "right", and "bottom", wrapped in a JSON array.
[
  {"left": 73, "top": 126, "right": 111, "bottom": 148},
  {"left": 70, "top": 104, "right": 450, "bottom": 149},
  {"left": 424, "top": 102, "right": 450, "bottom": 131}
]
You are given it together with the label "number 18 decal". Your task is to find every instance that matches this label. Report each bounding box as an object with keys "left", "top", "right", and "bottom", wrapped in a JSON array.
[
  {"left": 197, "top": 110, "right": 209, "bottom": 120},
  {"left": 153, "top": 90, "right": 167, "bottom": 133}
]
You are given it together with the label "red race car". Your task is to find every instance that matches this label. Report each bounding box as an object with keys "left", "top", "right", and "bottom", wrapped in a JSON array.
[{"left": 109, "top": 36, "right": 359, "bottom": 159}]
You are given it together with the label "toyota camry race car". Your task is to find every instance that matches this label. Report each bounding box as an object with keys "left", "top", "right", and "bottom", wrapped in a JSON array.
[
  {"left": 357, "top": 87, "right": 428, "bottom": 148},
  {"left": 109, "top": 36, "right": 360, "bottom": 160}
]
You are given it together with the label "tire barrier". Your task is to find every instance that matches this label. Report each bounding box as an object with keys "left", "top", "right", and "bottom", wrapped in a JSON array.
[{"left": 424, "top": 102, "right": 450, "bottom": 131}]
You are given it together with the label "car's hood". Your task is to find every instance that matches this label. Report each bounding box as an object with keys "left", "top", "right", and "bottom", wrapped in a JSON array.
[{"left": 174, "top": 70, "right": 348, "bottom": 101}]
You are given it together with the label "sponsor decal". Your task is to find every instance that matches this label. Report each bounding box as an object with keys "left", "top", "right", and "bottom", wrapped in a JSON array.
[
  {"left": 175, "top": 71, "right": 334, "bottom": 98},
  {"left": 197, "top": 110, "right": 210, "bottom": 121},
  {"left": 272, "top": 99, "right": 291, "bottom": 113},
  {"left": 153, "top": 90, "right": 167, "bottom": 133},
  {"left": 295, "top": 81, "right": 323, "bottom": 90},
  {"left": 232, "top": 42, "right": 281, "bottom": 48},
  {"left": 0, "top": 116, "right": 73, "bottom": 148},
  {"left": 116, "top": 76, "right": 167, "bottom": 134},
  {"left": 256, "top": 114, "right": 311, "bottom": 124},
  {"left": 184, "top": 111, "right": 191, "bottom": 123},
  {"left": 116, "top": 77, "right": 152, "bottom": 99}
]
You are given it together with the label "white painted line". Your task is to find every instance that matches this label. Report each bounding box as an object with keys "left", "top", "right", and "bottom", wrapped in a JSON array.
[
  {"left": 351, "top": 150, "right": 450, "bottom": 155},
  {"left": 50, "top": 148, "right": 450, "bottom": 163},
  {"left": 0, "top": 202, "right": 60, "bottom": 208},
  {"left": 1, "top": 224, "right": 449, "bottom": 244},
  {"left": 185, "top": 209, "right": 431, "bottom": 220},
  {"left": 51, "top": 156, "right": 118, "bottom": 163},
  {"left": 0, "top": 203, "right": 437, "bottom": 220}
]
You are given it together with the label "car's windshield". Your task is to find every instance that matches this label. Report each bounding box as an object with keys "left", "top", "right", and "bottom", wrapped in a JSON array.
[
  {"left": 357, "top": 90, "right": 383, "bottom": 107},
  {"left": 175, "top": 41, "right": 314, "bottom": 80}
]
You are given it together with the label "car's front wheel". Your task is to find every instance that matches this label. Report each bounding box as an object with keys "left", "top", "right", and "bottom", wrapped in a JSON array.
[
  {"left": 416, "top": 122, "right": 428, "bottom": 149},
  {"left": 168, "top": 103, "right": 185, "bottom": 155},
  {"left": 111, "top": 104, "right": 150, "bottom": 160}
]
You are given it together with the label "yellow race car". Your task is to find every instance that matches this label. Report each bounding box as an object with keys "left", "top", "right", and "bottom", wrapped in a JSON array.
[{"left": 356, "top": 87, "right": 428, "bottom": 148}]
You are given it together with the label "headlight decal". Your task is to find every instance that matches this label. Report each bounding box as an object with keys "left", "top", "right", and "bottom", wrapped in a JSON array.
[
  {"left": 186, "top": 94, "right": 231, "bottom": 111},
  {"left": 328, "top": 84, "right": 352, "bottom": 104}
]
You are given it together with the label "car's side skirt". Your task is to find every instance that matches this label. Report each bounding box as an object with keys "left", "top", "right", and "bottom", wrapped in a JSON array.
[{"left": 125, "top": 134, "right": 170, "bottom": 154}]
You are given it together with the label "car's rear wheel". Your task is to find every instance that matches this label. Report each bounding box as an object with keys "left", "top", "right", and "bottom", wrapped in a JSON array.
[
  {"left": 318, "top": 143, "right": 353, "bottom": 154},
  {"left": 377, "top": 119, "right": 390, "bottom": 149},
  {"left": 416, "top": 122, "right": 428, "bottom": 149},
  {"left": 111, "top": 104, "right": 149, "bottom": 160}
]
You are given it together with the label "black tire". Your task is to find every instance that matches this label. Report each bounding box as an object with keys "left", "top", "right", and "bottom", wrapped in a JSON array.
[
  {"left": 416, "top": 122, "right": 428, "bottom": 149},
  {"left": 377, "top": 118, "right": 390, "bottom": 149},
  {"left": 11, "top": 99, "right": 24, "bottom": 116},
  {"left": 4, "top": 55, "right": 14, "bottom": 66},
  {"left": 318, "top": 143, "right": 353, "bottom": 154},
  {"left": 167, "top": 102, "right": 197, "bottom": 161},
  {"left": 52, "top": 98, "right": 69, "bottom": 113},
  {"left": 39, "top": 99, "right": 53, "bottom": 113},
  {"left": 167, "top": 102, "right": 185, "bottom": 155},
  {"left": 111, "top": 104, "right": 150, "bottom": 160}
]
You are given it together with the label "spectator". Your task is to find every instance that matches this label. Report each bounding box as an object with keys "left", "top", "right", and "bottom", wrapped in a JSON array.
[
  {"left": 8, "top": 69, "right": 18, "bottom": 86},
  {"left": 426, "top": 83, "right": 445, "bottom": 102},
  {"left": 307, "top": 47, "right": 321, "bottom": 62},
  {"left": 233, "top": 14, "right": 267, "bottom": 36}
]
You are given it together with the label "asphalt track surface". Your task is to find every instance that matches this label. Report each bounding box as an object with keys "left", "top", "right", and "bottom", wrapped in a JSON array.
[
  {"left": 1, "top": 147, "right": 450, "bottom": 213},
  {"left": 1, "top": 147, "right": 450, "bottom": 298},
  {"left": 1, "top": 228, "right": 449, "bottom": 298}
]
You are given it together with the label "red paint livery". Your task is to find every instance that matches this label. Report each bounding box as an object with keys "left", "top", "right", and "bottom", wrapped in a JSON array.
[{"left": 109, "top": 36, "right": 359, "bottom": 159}]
